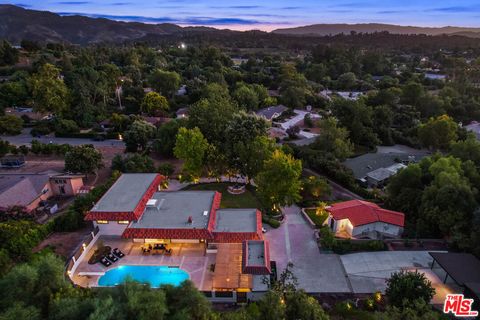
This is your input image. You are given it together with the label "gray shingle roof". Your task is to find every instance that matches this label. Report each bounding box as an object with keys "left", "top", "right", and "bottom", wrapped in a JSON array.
[{"left": 0, "top": 173, "right": 52, "bottom": 208}]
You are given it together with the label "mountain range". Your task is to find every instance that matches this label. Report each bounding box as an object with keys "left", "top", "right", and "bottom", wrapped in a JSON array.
[{"left": 1, "top": 5, "right": 480, "bottom": 45}]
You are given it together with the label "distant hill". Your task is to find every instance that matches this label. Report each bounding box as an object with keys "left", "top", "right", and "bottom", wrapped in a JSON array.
[
  {"left": 2, "top": 5, "right": 480, "bottom": 45},
  {"left": 272, "top": 23, "right": 480, "bottom": 37},
  {"left": 0, "top": 5, "right": 186, "bottom": 44}
]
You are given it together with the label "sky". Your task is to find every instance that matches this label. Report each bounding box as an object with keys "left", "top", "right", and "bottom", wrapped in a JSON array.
[{"left": 3, "top": 0, "right": 480, "bottom": 31}]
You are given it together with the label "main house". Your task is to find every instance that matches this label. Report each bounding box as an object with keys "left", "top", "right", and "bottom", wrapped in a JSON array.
[
  {"left": 325, "top": 200, "right": 405, "bottom": 239},
  {"left": 84, "top": 173, "right": 271, "bottom": 279}
]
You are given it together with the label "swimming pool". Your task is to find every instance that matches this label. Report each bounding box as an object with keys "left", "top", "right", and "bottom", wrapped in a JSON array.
[{"left": 98, "top": 265, "right": 189, "bottom": 288}]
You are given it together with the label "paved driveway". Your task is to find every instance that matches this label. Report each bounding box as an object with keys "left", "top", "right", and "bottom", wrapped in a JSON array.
[
  {"left": 340, "top": 251, "right": 442, "bottom": 294},
  {"left": 265, "top": 205, "right": 351, "bottom": 293}
]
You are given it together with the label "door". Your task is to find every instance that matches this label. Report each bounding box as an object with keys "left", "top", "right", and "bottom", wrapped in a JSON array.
[{"left": 237, "top": 291, "right": 247, "bottom": 303}]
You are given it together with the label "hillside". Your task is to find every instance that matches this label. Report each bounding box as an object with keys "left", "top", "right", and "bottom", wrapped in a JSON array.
[
  {"left": 272, "top": 23, "right": 480, "bottom": 37},
  {"left": 0, "top": 5, "right": 184, "bottom": 44}
]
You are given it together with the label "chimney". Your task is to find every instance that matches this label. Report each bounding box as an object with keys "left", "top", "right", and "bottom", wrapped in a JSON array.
[{"left": 188, "top": 216, "right": 193, "bottom": 224}]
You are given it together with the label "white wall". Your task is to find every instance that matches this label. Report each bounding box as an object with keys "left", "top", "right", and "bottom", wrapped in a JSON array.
[
  {"left": 94, "top": 221, "right": 129, "bottom": 236},
  {"left": 352, "top": 222, "right": 402, "bottom": 238}
]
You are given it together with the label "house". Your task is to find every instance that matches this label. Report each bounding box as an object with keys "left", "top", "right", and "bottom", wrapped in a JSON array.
[
  {"left": 85, "top": 174, "right": 268, "bottom": 258},
  {"left": 0, "top": 172, "right": 84, "bottom": 212},
  {"left": 255, "top": 105, "right": 288, "bottom": 121},
  {"left": 343, "top": 147, "right": 429, "bottom": 188},
  {"left": 464, "top": 121, "right": 480, "bottom": 140},
  {"left": 325, "top": 200, "right": 405, "bottom": 239},
  {"left": 176, "top": 85, "right": 187, "bottom": 96},
  {"left": 176, "top": 107, "right": 189, "bottom": 119}
]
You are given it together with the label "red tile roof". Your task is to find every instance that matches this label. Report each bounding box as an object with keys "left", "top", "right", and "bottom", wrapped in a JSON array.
[
  {"left": 242, "top": 240, "right": 271, "bottom": 275},
  {"left": 326, "top": 200, "right": 405, "bottom": 227}
]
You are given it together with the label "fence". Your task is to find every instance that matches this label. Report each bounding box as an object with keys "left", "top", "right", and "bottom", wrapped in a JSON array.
[{"left": 66, "top": 226, "right": 100, "bottom": 277}]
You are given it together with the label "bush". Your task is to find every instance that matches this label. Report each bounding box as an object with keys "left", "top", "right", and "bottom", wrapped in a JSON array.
[
  {"left": 158, "top": 162, "right": 175, "bottom": 177},
  {"left": 54, "top": 119, "right": 79, "bottom": 135},
  {"left": 0, "top": 115, "right": 23, "bottom": 135},
  {"left": 263, "top": 216, "right": 280, "bottom": 228}
]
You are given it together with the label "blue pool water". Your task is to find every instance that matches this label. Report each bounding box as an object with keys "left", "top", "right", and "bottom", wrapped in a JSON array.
[{"left": 98, "top": 265, "right": 189, "bottom": 287}]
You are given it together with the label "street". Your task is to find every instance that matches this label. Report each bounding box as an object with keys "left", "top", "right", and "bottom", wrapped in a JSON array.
[{"left": 0, "top": 128, "right": 125, "bottom": 147}]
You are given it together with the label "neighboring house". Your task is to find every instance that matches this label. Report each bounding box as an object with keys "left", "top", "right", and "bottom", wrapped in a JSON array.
[
  {"left": 0, "top": 172, "right": 85, "bottom": 212},
  {"left": 343, "top": 147, "right": 429, "bottom": 188},
  {"left": 424, "top": 73, "right": 447, "bottom": 81},
  {"left": 176, "top": 85, "right": 187, "bottom": 96},
  {"left": 325, "top": 200, "right": 405, "bottom": 239},
  {"left": 255, "top": 105, "right": 288, "bottom": 121},
  {"left": 176, "top": 107, "right": 189, "bottom": 119},
  {"left": 465, "top": 121, "right": 480, "bottom": 140}
]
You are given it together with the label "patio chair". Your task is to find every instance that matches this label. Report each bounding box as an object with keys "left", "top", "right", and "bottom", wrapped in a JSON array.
[
  {"left": 165, "top": 249, "right": 172, "bottom": 256},
  {"left": 100, "top": 257, "right": 112, "bottom": 267},
  {"left": 113, "top": 248, "right": 125, "bottom": 258},
  {"left": 107, "top": 253, "right": 118, "bottom": 262}
]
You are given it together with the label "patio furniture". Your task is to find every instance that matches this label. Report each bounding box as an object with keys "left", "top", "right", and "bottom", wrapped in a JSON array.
[
  {"left": 113, "top": 248, "right": 125, "bottom": 258},
  {"left": 165, "top": 249, "right": 172, "bottom": 256},
  {"left": 141, "top": 247, "right": 151, "bottom": 255},
  {"left": 107, "top": 253, "right": 118, "bottom": 262},
  {"left": 100, "top": 257, "right": 112, "bottom": 267}
]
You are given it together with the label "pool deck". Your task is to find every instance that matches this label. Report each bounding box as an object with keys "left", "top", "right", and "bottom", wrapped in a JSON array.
[{"left": 71, "top": 236, "right": 215, "bottom": 291}]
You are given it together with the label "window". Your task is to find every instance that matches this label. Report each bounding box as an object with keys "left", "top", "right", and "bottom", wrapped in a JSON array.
[
  {"left": 96, "top": 220, "right": 109, "bottom": 224},
  {"left": 118, "top": 221, "right": 129, "bottom": 224}
]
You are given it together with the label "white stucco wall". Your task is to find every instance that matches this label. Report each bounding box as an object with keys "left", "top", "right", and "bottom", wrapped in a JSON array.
[
  {"left": 94, "top": 221, "right": 129, "bottom": 236},
  {"left": 352, "top": 222, "right": 402, "bottom": 238}
]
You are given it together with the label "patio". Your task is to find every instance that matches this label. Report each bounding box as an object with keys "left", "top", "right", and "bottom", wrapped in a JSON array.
[{"left": 71, "top": 236, "right": 215, "bottom": 291}]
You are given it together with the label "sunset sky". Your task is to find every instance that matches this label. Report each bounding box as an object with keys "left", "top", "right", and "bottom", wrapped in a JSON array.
[{"left": 2, "top": 0, "right": 480, "bottom": 31}]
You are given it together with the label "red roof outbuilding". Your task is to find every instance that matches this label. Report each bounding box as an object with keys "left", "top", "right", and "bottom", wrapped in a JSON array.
[{"left": 326, "top": 200, "right": 405, "bottom": 227}]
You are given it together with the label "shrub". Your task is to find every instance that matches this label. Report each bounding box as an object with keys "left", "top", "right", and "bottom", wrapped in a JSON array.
[
  {"left": 54, "top": 119, "right": 79, "bottom": 135},
  {"left": 158, "top": 163, "right": 175, "bottom": 177}
]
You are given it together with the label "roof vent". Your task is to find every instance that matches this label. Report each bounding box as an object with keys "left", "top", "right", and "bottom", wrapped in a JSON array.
[
  {"left": 147, "top": 199, "right": 158, "bottom": 207},
  {"left": 203, "top": 210, "right": 208, "bottom": 216},
  {"left": 188, "top": 216, "right": 193, "bottom": 224}
]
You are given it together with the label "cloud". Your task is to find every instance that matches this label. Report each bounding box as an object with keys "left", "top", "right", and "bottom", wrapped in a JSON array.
[
  {"left": 427, "top": 6, "right": 477, "bottom": 13},
  {"left": 57, "top": 12, "right": 264, "bottom": 25},
  {"left": 111, "top": 2, "right": 132, "bottom": 5},
  {"left": 280, "top": 7, "right": 303, "bottom": 10},
  {"left": 56, "top": 1, "right": 91, "bottom": 4}
]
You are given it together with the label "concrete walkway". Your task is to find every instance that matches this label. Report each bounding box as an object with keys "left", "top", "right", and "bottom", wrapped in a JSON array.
[{"left": 265, "top": 205, "right": 351, "bottom": 293}]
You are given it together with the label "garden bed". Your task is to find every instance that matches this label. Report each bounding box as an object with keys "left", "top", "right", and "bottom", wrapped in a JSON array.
[{"left": 304, "top": 208, "right": 328, "bottom": 227}]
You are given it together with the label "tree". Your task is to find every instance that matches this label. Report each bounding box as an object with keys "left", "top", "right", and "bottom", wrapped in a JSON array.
[
  {"left": 418, "top": 115, "right": 458, "bottom": 150},
  {"left": 256, "top": 149, "right": 302, "bottom": 211},
  {"left": 29, "top": 63, "right": 69, "bottom": 115},
  {"left": 385, "top": 271, "right": 435, "bottom": 307},
  {"left": 111, "top": 154, "right": 155, "bottom": 173},
  {"left": 141, "top": 92, "right": 169, "bottom": 115},
  {"left": 174, "top": 127, "right": 209, "bottom": 179},
  {"left": 313, "top": 118, "right": 354, "bottom": 160},
  {"left": 188, "top": 84, "right": 237, "bottom": 145},
  {"left": 0, "top": 115, "right": 23, "bottom": 135},
  {"left": 148, "top": 69, "right": 181, "bottom": 97},
  {"left": 281, "top": 86, "right": 306, "bottom": 109},
  {"left": 303, "top": 175, "right": 331, "bottom": 199},
  {"left": 233, "top": 84, "right": 259, "bottom": 110},
  {"left": 117, "top": 281, "right": 168, "bottom": 320},
  {"left": 401, "top": 82, "right": 425, "bottom": 106},
  {"left": 256, "top": 291, "right": 286, "bottom": 320},
  {"left": 123, "top": 120, "right": 156, "bottom": 152},
  {"left": 285, "top": 290, "right": 329, "bottom": 320},
  {"left": 153, "top": 119, "right": 187, "bottom": 157},
  {"left": 54, "top": 119, "right": 79, "bottom": 135},
  {"left": 0, "top": 41, "right": 19, "bottom": 66},
  {"left": 64, "top": 145, "right": 103, "bottom": 175},
  {"left": 450, "top": 133, "right": 480, "bottom": 166}
]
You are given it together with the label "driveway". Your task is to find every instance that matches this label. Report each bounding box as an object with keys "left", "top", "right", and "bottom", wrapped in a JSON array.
[
  {"left": 1, "top": 128, "right": 125, "bottom": 147},
  {"left": 340, "top": 251, "right": 449, "bottom": 296},
  {"left": 265, "top": 205, "right": 351, "bottom": 293}
]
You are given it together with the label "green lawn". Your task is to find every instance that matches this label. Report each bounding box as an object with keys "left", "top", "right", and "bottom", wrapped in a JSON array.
[
  {"left": 181, "top": 183, "right": 261, "bottom": 209},
  {"left": 305, "top": 208, "right": 328, "bottom": 227}
]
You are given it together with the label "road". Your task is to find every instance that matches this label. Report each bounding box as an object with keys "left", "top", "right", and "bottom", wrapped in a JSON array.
[
  {"left": 0, "top": 128, "right": 125, "bottom": 147},
  {"left": 304, "top": 168, "right": 364, "bottom": 200}
]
